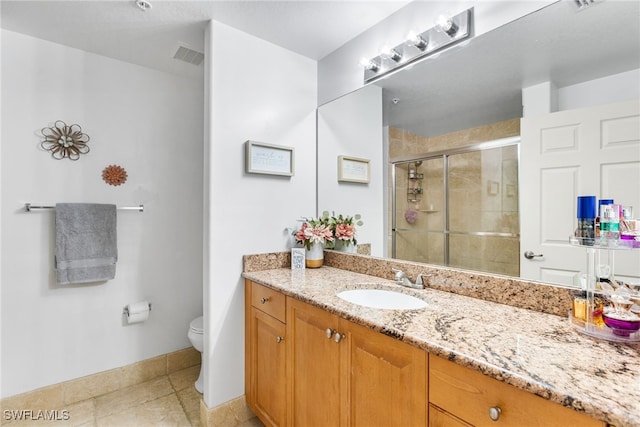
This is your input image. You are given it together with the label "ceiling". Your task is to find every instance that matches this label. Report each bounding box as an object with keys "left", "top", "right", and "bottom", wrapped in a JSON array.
[
  {"left": 378, "top": 0, "right": 640, "bottom": 138},
  {"left": 0, "top": 0, "right": 410, "bottom": 79}
]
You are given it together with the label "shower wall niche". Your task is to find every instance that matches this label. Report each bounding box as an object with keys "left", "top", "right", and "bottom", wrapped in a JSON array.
[{"left": 392, "top": 139, "right": 520, "bottom": 277}]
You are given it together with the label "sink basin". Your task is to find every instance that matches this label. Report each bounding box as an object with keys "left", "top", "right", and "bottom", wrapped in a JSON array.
[{"left": 337, "top": 289, "right": 427, "bottom": 310}]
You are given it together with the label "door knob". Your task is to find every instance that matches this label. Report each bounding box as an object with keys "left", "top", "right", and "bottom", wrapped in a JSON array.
[
  {"left": 326, "top": 328, "right": 335, "bottom": 339},
  {"left": 524, "top": 250, "right": 543, "bottom": 260},
  {"left": 334, "top": 332, "right": 345, "bottom": 343}
]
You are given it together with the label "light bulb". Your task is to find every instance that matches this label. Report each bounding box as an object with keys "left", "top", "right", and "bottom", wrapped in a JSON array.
[
  {"left": 407, "top": 31, "right": 428, "bottom": 50},
  {"left": 381, "top": 46, "right": 402, "bottom": 62},
  {"left": 359, "top": 58, "right": 379, "bottom": 72},
  {"left": 435, "top": 14, "right": 458, "bottom": 36}
]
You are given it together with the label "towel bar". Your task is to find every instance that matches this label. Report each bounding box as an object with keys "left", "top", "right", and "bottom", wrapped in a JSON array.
[{"left": 25, "top": 203, "right": 144, "bottom": 212}]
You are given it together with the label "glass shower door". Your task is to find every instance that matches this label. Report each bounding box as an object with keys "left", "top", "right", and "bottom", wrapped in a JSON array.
[
  {"left": 392, "top": 142, "right": 520, "bottom": 277},
  {"left": 393, "top": 158, "right": 445, "bottom": 265},
  {"left": 447, "top": 145, "right": 520, "bottom": 276}
]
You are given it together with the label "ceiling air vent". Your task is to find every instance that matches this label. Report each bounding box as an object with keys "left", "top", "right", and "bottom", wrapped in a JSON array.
[{"left": 172, "top": 44, "right": 204, "bottom": 66}]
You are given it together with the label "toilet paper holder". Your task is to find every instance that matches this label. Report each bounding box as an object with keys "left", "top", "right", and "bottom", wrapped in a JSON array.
[{"left": 122, "top": 302, "right": 152, "bottom": 316}]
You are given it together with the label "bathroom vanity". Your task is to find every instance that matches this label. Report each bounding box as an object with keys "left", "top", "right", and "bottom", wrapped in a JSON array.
[{"left": 243, "top": 254, "right": 639, "bottom": 427}]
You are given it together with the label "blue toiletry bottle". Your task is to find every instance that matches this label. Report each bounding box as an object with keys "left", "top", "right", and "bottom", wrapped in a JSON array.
[{"left": 577, "top": 196, "right": 596, "bottom": 245}]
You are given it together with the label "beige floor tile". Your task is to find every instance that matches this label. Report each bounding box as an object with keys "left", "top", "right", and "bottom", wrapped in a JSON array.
[
  {"left": 238, "top": 417, "right": 264, "bottom": 427},
  {"left": 167, "top": 348, "right": 201, "bottom": 374},
  {"left": 1, "top": 399, "right": 95, "bottom": 427},
  {"left": 210, "top": 404, "right": 237, "bottom": 427},
  {"left": 176, "top": 387, "right": 201, "bottom": 427},
  {"left": 1, "top": 383, "right": 65, "bottom": 413},
  {"left": 64, "top": 369, "right": 122, "bottom": 405},
  {"left": 95, "top": 377, "right": 174, "bottom": 419},
  {"left": 96, "top": 394, "right": 190, "bottom": 427},
  {"left": 168, "top": 366, "right": 200, "bottom": 392},
  {"left": 228, "top": 397, "right": 254, "bottom": 423},
  {"left": 119, "top": 355, "right": 167, "bottom": 389}
]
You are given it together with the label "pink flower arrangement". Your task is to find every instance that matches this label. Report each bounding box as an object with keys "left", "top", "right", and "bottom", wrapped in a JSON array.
[
  {"left": 293, "top": 217, "right": 334, "bottom": 250},
  {"left": 335, "top": 223, "right": 356, "bottom": 241},
  {"left": 293, "top": 212, "right": 364, "bottom": 249},
  {"left": 328, "top": 213, "right": 363, "bottom": 247}
]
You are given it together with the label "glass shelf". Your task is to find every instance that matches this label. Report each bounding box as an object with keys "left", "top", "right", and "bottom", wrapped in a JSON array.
[
  {"left": 569, "top": 238, "right": 640, "bottom": 343},
  {"left": 569, "top": 236, "right": 640, "bottom": 250}
]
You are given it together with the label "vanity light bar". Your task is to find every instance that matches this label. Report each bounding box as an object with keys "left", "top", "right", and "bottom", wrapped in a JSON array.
[{"left": 362, "top": 8, "right": 473, "bottom": 83}]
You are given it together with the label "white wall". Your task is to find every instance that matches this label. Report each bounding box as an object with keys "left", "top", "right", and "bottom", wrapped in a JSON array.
[
  {"left": 522, "top": 69, "right": 640, "bottom": 117},
  {"left": 203, "top": 21, "right": 317, "bottom": 407},
  {"left": 558, "top": 69, "right": 640, "bottom": 111},
  {"left": 317, "top": 85, "right": 384, "bottom": 256},
  {"left": 317, "top": 1, "right": 555, "bottom": 105},
  {"left": 0, "top": 30, "right": 204, "bottom": 398}
]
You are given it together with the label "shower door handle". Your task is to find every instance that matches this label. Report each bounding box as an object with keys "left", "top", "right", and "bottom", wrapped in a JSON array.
[{"left": 524, "top": 251, "right": 543, "bottom": 260}]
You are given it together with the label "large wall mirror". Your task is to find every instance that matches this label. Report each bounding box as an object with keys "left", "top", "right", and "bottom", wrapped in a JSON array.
[{"left": 318, "top": 0, "right": 640, "bottom": 287}]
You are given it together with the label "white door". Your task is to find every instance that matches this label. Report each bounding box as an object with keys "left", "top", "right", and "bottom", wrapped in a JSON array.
[{"left": 520, "top": 99, "right": 640, "bottom": 286}]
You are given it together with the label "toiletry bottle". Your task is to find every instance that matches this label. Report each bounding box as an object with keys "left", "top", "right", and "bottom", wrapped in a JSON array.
[
  {"left": 576, "top": 196, "right": 596, "bottom": 245},
  {"left": 408, "top": 163, "right": 416, "bottom": 179},
  {"left": 600, "top": 203, "right": 620, "bottom": 243},
  {"left": 595, "top": 198, "right": 614, "bottom": 239}
]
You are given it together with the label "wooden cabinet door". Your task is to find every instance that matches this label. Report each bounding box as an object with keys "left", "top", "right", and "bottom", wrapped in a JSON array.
[
  {"left": 287, "top": 298, "right": 342, "bottom": 427},
  {"left": 429, "top": 355, "right": 604, "bottom": 427},
  {"left": 341, "top": 320, "right": 427, "bottom": 427},
  {"left": 249, "top": 307, "right": 286, "bottom": 427},
  {"left": 429, "top": 404, "right": 472, "bottom": 427}
]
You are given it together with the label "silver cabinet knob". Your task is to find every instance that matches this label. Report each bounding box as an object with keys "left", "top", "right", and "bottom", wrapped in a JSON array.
[
  {"left": 326, "top": 328, "right": 334, "bottom": 339},
  {"left": 276, "top": 336, "right": 284, "bottom": 343},
  {"left": 334, "top": 332, "right": 345, "bottom": 343},
  {"left": 524, "top": 251, "right": 543, "bottom": 260},
  {"left": 489, "top": 406, "right": 502, "bottom": 421},
  {"left": 259, "top": 297, "right": 270, "bottom": 304}
]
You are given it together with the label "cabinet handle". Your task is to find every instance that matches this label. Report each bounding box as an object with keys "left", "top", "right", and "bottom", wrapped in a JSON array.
[
  {"left": 488, "top": 406, "right": 502, "bottom": 421},
  {"left": 260, "top": 297, "right": 270, "bottom": 304},
  {"left": 326, "top": 328, "right": 335, "bottom": 339},
  {"left": 334, "top": 332, "right": 345, "bottom": 343},
  {"left": 276, "top": 336, "right": 284, "bottom": 343}
]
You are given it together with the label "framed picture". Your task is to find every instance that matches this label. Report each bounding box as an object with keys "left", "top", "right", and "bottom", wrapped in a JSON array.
[
  {"left": 245, "top": 140, "right": 295, "bottom": 176},
  {"left": 337, "top": 155, "right": 370, "bottom": 183}
]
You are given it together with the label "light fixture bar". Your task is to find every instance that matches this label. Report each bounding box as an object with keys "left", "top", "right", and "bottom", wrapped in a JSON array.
[{"left": 363, "top": 8, "right": 473, "bottom": 83}]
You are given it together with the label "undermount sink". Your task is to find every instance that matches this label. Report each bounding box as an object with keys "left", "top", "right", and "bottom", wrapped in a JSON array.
[{"left": 336, "top": 289, "right": 428, "bottom": 310}]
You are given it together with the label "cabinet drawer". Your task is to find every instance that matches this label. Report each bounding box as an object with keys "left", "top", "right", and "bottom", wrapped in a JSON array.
[
  {"left": 429, "top": 355, "right": 604, "bottom": 427},
  {"left": 251, "top": 282, "right": 286, "bottom": 322}
]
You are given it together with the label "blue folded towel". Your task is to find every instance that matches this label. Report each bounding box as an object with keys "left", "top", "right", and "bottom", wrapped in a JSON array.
[{"left": 55, "top": 203, "right": 117, "bottom": 285}]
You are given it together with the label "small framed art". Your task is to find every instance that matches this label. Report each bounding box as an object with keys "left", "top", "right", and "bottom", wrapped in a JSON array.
[
  {"left": 291, "top": 248, "right": 306, "bottom": 270},
  {"left": 245, "top": 140, "right": 295, "bottom": 176},
  {"left": 337, "top": 155, "right": 370, "bottom": 183}
]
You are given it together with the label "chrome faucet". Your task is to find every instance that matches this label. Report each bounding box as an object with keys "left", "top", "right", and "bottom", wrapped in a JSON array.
[{"left": 392, "top": 269, "right": 426, "bottom": 289}]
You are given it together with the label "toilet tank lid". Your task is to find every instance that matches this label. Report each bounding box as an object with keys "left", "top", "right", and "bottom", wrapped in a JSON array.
[{"left": 190, "top": 316, "right": 204, "bottom": 333}]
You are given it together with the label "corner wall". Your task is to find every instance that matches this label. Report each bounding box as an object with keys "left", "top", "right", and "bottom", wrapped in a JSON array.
[
  {"left": 204, "top": 21, "right": 317, "bottom": 407},
  {"left": 0, "top": 30, "right": 204, "bottom": 398},
  {"left": 317, "top": 85, "right": 384, "bottom": 256}
]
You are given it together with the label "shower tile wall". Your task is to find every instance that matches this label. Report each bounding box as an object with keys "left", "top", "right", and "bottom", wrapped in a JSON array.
[{"left": 389, "top": 118, "right": 520, "bottom": 276}]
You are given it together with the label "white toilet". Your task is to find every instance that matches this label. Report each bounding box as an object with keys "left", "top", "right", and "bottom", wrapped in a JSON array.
[{"left": 188, "top": 316, "right": 204, "bottom": 393}]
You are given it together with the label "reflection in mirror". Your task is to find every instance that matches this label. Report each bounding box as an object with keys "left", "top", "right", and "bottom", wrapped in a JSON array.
[
  {"left": 393, "top": 139, "right": 520, "bottom": 277},
  {"left": 317, "top": 0, "right": 640, "bottom": 286}
]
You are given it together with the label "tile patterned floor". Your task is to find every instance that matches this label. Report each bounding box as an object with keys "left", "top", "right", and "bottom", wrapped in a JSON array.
[
  {"left": 2, "top": 364, "right": 266, "bottom": 427},
  {"left": 3, "top": 366, "right": 201, "bottom": 426}
]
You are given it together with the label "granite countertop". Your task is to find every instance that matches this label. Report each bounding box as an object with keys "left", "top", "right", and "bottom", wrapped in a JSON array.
[{"left": 243, "top": 266, "right": 640, "bottom": 427}]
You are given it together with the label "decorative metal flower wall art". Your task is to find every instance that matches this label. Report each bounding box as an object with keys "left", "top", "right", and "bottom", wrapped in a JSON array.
[
  {"left": 40, "top": 120, "right": 90, "bottom": 160},
  {"left": 102, "top": 165, "right": 128, "bottom": 186}
]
